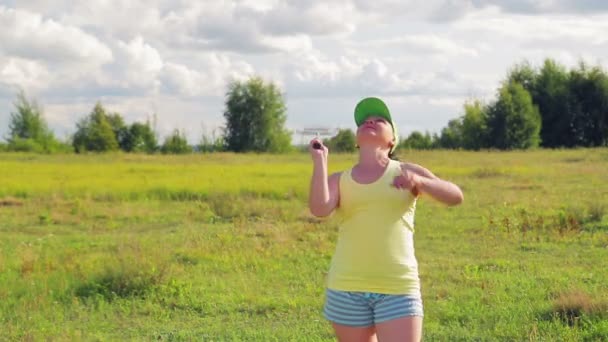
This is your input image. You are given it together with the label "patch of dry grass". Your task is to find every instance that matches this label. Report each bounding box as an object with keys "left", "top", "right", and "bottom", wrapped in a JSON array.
[{"left": 551, "top": 290, "right": 608, "bottom": 325}]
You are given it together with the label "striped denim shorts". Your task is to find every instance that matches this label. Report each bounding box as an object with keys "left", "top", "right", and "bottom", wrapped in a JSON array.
[{"left": 323, "top": 288, "right": 424, "bottom": 327}]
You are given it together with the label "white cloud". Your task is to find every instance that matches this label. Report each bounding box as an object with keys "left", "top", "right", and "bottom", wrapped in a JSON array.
[
  {"left": 15, "top": 0, "right": 166, "bottom": 38},
  {"left": 0, "top": 6, "right": 113, "bottom": 66},
  {"left": 237, "top": 0, "right": 281, "bottom": 12},
  {"left": 0, "top": 57, "right": 50, "bottom": 91},
  {"left": 118, "top": 37, "right": 163, "bottom": 74},
  {"left": 251, "top": 1, "right": 358, "bottom": 36},
  {"left": 283, "top": 49, "right": 478, "bottom": 100},
  {"left": 470, "top": 0, "right": 608, "bottom": 15},
  {"left": 360, "top": 34, "right": 478, "bottom": 57},
  {"left": 114, "top": 36, "right": 164, "bottom": 92},
  {"left": 161, "top": 63, "right": 207, "bottom": 97},
  {"left": 456, "top": 10, "right": 608, "bottom": 43},
  {"left": 429, "top": 0, "right": 476, "bottom": 21},
  {"left": 65, "top": 2, "right": 163, "bottom": 38},
  {"left": 261, "top": 35, "right": 314, "bottom": 53},
  {"left": 161, "top": 54, "right": 255, "bottom": 97}
]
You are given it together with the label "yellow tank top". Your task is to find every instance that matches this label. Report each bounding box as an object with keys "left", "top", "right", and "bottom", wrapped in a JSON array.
[{"left": 327, "top": 159, "right": 420, "bottom": 295}]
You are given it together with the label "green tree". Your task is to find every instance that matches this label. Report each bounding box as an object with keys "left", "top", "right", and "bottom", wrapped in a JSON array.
[
  {"left": 444, "top": 58, "right": 608, "bottom": 149},
  {"left": 507, "top": 62, "right": 537, "bottom": 94},
  {"left": 437, "top": 118, "right": 463, "bottom": 149},
  {"left": 567, "top": 63, "right": 608, "bottom": 147},
  {"left": 486, "top": 81, "right": 541, "bottom": 149},
  {"left": 461, "top": 100, "right": 489, "bottom": 150},
  {"left": 199, "top": 127, "right": 225, "bottom": 153},
  {"left": 120, "top": 122, "right": 158, "bottom": 153},
  {"left": 223, "top": 76, "right": 292, "bottom": 153},
  {"left": 324, "top": 129, "right": 356, "bottom": 152},
  {"left": 505, "top": 59, "right": 608, "bottom": 147},
  {"left": 400, "top": 131, "right": 435, "bottom": 149},
  {"left": 161, "top": 129, "right": 191, "bottom": 154},
  {"left": 199, "top": 134, "right": 225, "bottom": 153},
  {"left": 106, "top": 113, "right": 129, "bottom": 149},
  {"left": 533, "top": 59, "right": 571, "bottom": 147},
  {"left": 73, "top": 102, "right": 120, "bottom": 153},
  {"left": 7, "top": 91, "right": 59, "bottom": 152}
]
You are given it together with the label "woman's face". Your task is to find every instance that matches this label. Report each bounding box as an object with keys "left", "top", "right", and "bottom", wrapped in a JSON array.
[{"left": 356, "top": 116, "right": 394, "bottom": 151}]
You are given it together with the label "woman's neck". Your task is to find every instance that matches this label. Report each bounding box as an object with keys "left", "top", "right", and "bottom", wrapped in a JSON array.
[{"left": 357, "top": 147, "right": 390, "bottom": 169}]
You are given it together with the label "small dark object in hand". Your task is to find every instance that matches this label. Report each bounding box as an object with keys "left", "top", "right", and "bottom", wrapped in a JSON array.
[{"left": 313, "top": 142, "right": 322, "bottom": 149}]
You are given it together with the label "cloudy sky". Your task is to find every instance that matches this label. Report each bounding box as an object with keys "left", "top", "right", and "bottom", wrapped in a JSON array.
[{"left": 1, "top": 0, "right": 608, "bottom": 144}]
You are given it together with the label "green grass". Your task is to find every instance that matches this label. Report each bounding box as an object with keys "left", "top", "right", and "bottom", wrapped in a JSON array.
[{"left": 1, "top": 149, "right": 607, "bottom": 341}]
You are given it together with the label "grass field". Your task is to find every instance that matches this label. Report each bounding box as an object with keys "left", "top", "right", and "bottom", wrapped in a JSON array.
[{"left": 1, "top": 149, "right": 607, "bottom": 341}]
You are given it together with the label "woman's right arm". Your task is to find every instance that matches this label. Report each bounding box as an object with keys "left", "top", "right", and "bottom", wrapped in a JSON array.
[{"left": 308, "top": 139, "right": 340, "bottom": 217}]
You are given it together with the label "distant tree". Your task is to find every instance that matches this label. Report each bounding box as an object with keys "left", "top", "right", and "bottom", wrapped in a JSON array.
[
  {"left": 400, "top": 131, "right": 435, "bottom": 149},
  {"left": 198, "top": 127, "right": 225, "bottom": 153},
  {"left": 440, "top": 58, "right": 608, "bottom": 149},
  {"left": 73, "top": 102, "right": 120, "bottom": 153},
  {"left": 199, "top": 135, "right": 225, "bottom": 153},
  {"left": 120, "top": 122, "right": 158, "bottom": 153},
  {"left": 8, "top": 92, "right": 46, "bottom": 141},
  {"left": 532, "top": 59, "right": 571, "bottom": 147},
  {"left": 6, "top": 91, "right": 57, "bottom": 152},
  {"left": 223, "top": 76, "right": 292, "bottom": 153},
  {"left": 461, "top": 100, "right": 489, "bottom": 150},
  {"left": 161, "top": 129, "right": 191, "bottom": 154},
  {"left": 501, "top": 59, "right": 608, "bottom": 147},
  {"left": 106, "top": 113, "right": 129, "bottom": 149},
  {"left": 486, "top": 81, "right": 541, "bottom": 149},
  {"left": 507, "top": 62, "right": 537, "bottom": 94},
  {"left": 7, "top": 138, "right": 46, "bottom": 153},
  {"left": 437, "top": 118, "right": 463, "bottom": 149},
  {"left": 566, "top": 63, "right": 608, "bottom": 147},
  {"left": 324, "top": 129, "right": 356, "bottom": 152}
]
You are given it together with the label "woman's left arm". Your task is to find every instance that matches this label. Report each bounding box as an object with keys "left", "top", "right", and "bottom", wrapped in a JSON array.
[{"left": 403, "top": 163, "right": 464, "bottom": 206}]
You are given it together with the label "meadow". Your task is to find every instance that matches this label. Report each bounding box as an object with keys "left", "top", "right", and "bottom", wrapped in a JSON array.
[{"left": 1, "top": 149, "right": 607, "bottom": 341}]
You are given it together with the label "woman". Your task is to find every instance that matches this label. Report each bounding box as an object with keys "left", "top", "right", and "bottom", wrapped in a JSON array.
[{"left": 308, "top": 97, "right": 463, "bottom": 342}]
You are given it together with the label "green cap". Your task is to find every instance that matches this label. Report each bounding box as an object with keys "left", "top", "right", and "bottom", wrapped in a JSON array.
[{"left": 354, "top": 97, "right": 398, "bottom": 153}]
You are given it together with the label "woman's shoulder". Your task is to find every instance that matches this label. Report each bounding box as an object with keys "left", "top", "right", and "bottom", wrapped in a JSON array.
[
  {"left": 389, "top": 159, "right": 408, "bottom": 172},
  {"left": 398, "top": 160, "right": 423, "bottom": 170},
  {"left": 399, "top": 161, "right": 437, "bottom": 179}
]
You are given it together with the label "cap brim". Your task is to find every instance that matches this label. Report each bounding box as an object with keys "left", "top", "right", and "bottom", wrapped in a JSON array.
[{"left": 354, "top": 97, "right": 393, "bottom": 127}]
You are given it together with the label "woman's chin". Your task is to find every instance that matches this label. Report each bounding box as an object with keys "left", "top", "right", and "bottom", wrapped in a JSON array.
[
  {"left": 357, "top": 131, "right": 378, "bottom": 140},
  {"left": 357, "top": 138, "right": 388, "bottom": 148}
]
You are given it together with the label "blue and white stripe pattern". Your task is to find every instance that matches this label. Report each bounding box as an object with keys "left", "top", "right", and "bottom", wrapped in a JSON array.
[{"left": 323, "top": 288, "right": 423, "bottom": 327}]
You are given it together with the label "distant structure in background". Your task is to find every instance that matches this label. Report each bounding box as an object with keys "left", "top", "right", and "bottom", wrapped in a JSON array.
[{"left": 295, "top": 127, "right": 338, "bottom": 145}]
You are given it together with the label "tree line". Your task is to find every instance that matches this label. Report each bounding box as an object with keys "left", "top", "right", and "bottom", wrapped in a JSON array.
[
  {"left": 401, "top": 59, "right": 608, "bottom": 150},
  {"left": 1, "top": 93, "right": 191, "bottom": 154},
  {"left": 0, "top": 77, "right": 291, "bottom": 154},
  {"left": 310, "top": 59, "right": 608, "bottom": 152},
  {"left": 2, "top": 59, "right": 607, "bottom": 154}
]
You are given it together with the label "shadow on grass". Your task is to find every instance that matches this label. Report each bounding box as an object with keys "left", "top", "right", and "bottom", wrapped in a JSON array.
[
  {"left": 470, "top": 167, "right": 505, "bottom": 178},
  {"left": 540, "top": 290, "right": 608, "bottom": 327},
  {"left": 0, "top": 197, "right": 24, "bottom": 206},
  {"left": 489, "top": 202, "right": 607, "bottom": 235},
  {"left": 74, "top": 263, "right": 168, "bottom": 301}
]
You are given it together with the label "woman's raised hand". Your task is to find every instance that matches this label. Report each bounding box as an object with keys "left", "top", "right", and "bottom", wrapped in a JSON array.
[
  {"left": 393, "top": 164, "right": 420, "bottom": 196},
  {"left": 309, "top": 138, "right": 328, "bottom": 162}
]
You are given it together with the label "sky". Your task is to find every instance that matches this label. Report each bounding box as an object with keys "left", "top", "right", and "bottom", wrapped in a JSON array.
[{"left": 1, "top": 0, "right": 608, "bottom": 144}]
